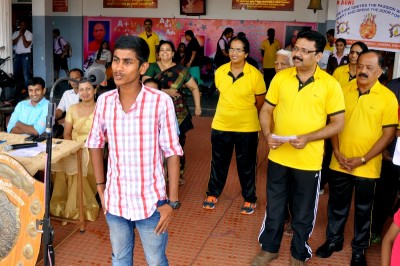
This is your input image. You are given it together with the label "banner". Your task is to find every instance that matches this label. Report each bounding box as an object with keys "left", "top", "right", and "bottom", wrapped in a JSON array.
[
  {"left": 53, "top": 0, "right": 68, "bottom": 12},
  {"left": 336, "top": 1, "right": 400, "bottom": 52},
  {"left": 83, "top": 17, "right": 315, "bottom": 70},
  {"left": 103, "top": 0, "right": 157, "bottom": 8},
  {"left": 232, "top": 0, "right": 294, "bottom": 11}
]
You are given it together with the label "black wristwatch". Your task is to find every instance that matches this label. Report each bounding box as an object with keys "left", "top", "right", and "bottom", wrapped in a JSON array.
[{"left": 167, "top": 200, "right": 181, "bottom": 210}]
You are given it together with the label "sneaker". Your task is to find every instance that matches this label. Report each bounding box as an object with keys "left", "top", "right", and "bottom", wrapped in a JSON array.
[
  {"left": 203, "top": 196, "right": 217, "bottom": 209},
  {"left": 241, "top": 202, "right": 256, "bottom": 215},
  {"left": 251, "top": 250, "right": 278, "bottom": 266},
  {"left": 371, "top": 233, "right": 381, "bottom": 245}
]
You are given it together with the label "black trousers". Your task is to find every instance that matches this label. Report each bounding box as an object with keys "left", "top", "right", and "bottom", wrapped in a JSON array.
[
  {"left": 258, "top": 160, "right": 320, "bottom": 261},
  {"left": 263, "top": 68, "right": 275, "bottom": 90},
  {"left": 326, "top": 170, "right": 376, "bottom": 253},
  {"left": 371, "top": 160, "right": 400, "bottom": 235},
  {"left": 320, "top": 140, "right": 333, "bottom": 190},
  {"left": 206, "top": 129, "right": 258, "bottom": 203},
  {"left": 53, "top": 53, "right": 69, "bottom": 71},
  {"left": 179, "top": 132, "right": 186, "bottom": 173}
]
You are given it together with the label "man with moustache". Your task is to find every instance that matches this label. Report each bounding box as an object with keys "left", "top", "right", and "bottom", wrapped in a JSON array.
[
  {"left": 139, "top": 19, "right": 160, "bottom": 63},
  {"left": 55, "top": 68, "right": 83, "bottom": 120},
  {"left": 252, "top": 31, "right": 345, "bottom": 266},
  {"left": 316, "top": 50, "right": 398, "bottom": 266}
]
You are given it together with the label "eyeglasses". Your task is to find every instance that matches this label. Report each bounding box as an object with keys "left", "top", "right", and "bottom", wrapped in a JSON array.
[
  {"left": 293, "top": 46, "right": 318, "bottom": 55},
  {"left": 228, "top": 48, "right": 245, "bottom": 54}
]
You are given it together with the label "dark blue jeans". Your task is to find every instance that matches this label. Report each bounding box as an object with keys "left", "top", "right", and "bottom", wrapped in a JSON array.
[{"left": 13, "top": 53, "right": 31, "bottom": 87}]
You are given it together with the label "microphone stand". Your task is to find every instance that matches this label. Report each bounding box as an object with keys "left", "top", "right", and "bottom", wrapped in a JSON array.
[
  {"left": 37, "top": 69, "right": 104, "bottom": 265},
  {"left": 38, "top": 77, "right": 69, "bottom": 266}
]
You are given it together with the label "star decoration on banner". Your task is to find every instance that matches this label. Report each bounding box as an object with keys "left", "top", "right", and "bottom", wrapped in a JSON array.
[{"left": 201, "top": 24, "right": 207, "bottom": 30}]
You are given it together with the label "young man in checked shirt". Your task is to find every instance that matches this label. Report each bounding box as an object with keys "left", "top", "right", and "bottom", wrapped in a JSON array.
[{"left": 87, "top": 35, "right": 183, "bottom": 266}]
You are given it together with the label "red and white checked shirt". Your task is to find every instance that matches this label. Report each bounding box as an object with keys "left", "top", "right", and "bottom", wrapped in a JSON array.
[{"left": 86, "top": 85, "right": 183, "bottom": 220}]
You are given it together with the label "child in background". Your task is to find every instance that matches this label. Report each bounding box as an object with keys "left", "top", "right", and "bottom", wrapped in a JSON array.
[{"left": 382, "top": 208, "right": 400, "bottom": 266}]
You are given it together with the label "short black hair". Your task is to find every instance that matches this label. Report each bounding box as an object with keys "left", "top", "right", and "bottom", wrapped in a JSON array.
[
  {"left": 350, "top": 41, "right": 368, "bottom": 53},
  {"left": 326, "top": 29, "right": 335, "bottom": 36},
  {"left": 69, "top": 68, "right": 84, "bottom": 77},
  {"left": 157, "top": 40, "right": 176, "bottom": 54},
  {"left": 144, "top": 19, "right": 153, "bottom": 25},
  {"left": 223, "top": 27, "right": 234, "bottom": 35},
  {"left": 237, "top": 32, "right": 246, "bottom": 38},
  {"left": 185, "top": 30, "right": 195, "bottom": 39},
  {"left": 297, "top": 30, "right": 326, "bottom": 53},
  {"left": 267, "top": 28, "right": 275, "bottom": 35},
  {"left": 143, "top": 78, "right": 160, "bottom": 89},
  {"left": 358, "top": 50, "right": 384, "bottom": 68},
  {"left": 229, "top": 36, "right": 250, "bottom": 54},
  {"left": 28, "top": 77, "right": 45, "bottom": 89},
  {"left": 335, "top": 38, "right": 347, "bottom": 46},
  {"left": 53, "top": 28, "right": 60, "bottom": 36},
  {"left": 114, "top": 35, "right": 149, "bottom": 66}
]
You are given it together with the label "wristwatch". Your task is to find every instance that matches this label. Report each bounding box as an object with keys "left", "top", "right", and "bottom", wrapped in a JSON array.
[
  {"left": 167, "top": 200, "right": 181, "bottom": 210},
  {"left": 361, "top": 157, "right": 366, "bottom": 165}
]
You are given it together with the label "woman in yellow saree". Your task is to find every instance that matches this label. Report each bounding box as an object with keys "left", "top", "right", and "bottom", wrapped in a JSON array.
[{"left": 50, "top": 80, "right": 99, "bottom": 221}]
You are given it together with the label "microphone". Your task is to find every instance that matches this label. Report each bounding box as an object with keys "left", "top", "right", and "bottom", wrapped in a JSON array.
[
  {"left": 3, "top": 143, "right": 38, "bottom": 151},
  {"left": 85, "top": 68, "right": 106, "bottom": 86}
]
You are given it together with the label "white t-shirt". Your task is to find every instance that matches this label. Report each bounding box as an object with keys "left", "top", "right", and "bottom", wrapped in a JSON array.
[
  {"left": 318, "top": 50, "right": 332, "bottom": 70},
  {"left": 12, "top": 30, "right": 33, "bottom": 54},
  {"left": 57, "top": 89, "right": 79, "bottom": 112}
]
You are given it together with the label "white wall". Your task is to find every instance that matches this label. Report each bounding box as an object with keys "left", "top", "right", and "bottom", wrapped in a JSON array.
[{"left": 71, "top": 0, "right": 334, "bottom": 23}]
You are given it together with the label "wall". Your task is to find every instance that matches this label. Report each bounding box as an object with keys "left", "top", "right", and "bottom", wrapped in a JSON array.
[
  {"left": 81, "top": 0, "right": 329, "bottom": 22},
  {"left": 29, "top": 0, "right": 336, "bottom": 84}
]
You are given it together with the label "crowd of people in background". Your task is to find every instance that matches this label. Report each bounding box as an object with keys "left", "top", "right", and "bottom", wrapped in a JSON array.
[{"left": 5, "top": 16, "right": 400, "bottom": 266}]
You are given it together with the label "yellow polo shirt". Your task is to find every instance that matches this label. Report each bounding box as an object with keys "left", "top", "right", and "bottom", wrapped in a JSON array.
[
  {"left": 267, "top": 66, "right": 345, "bottom": 170},
  {"left": 332, "top": 64, "right": 355, "bottom": 88},
  {"left": 139, "top": 31, "right": 160, "bottom": 63},
  {"left": 260, "top": 39, "right": 281, "bottom": 69},
  {"left": 212, "top": 62, "right": 266, "bottom": 132},
  {"left": 330, "top": 80, "right": 398, "bottom": 178},
  {"left": 324, "top": 43, "right": 334, "bottom": 52}
]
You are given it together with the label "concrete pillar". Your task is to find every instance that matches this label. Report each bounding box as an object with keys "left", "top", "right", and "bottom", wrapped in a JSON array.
[
  {"left": 0, "top": 0, "right": 13, "bottom": 73},
  {"left": 31, "top": 0, "right": 54, "bottom": 86}
]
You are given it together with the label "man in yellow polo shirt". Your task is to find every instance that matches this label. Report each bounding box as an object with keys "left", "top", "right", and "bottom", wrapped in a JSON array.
[
  {"left": 260, "top": 28, "right": 280, "bottom": 89},
  {"left": 252, "top": 31, "right": 345, "bottom": 266},
  {"left": 138, "top": 19, "right": 159, "bottom": 63},
  {"left": 316, "top": 50, "right": 398, "bottom": 266},
  {"left": 319, "top": 41, "right": 369, "bottom": 195}
]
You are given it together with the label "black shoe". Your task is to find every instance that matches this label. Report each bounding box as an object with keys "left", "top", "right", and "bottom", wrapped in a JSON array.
[
  {"left": 315, "top": 241, "right": 343, "bottom": 258},
  {"left": 351, "top": 253, "right": 366, "bottom": 266}
]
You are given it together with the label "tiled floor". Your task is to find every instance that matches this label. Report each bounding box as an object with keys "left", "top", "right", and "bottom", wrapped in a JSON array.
[{"left": 36, "top": 116, "right": 384, "bottom": 265}]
